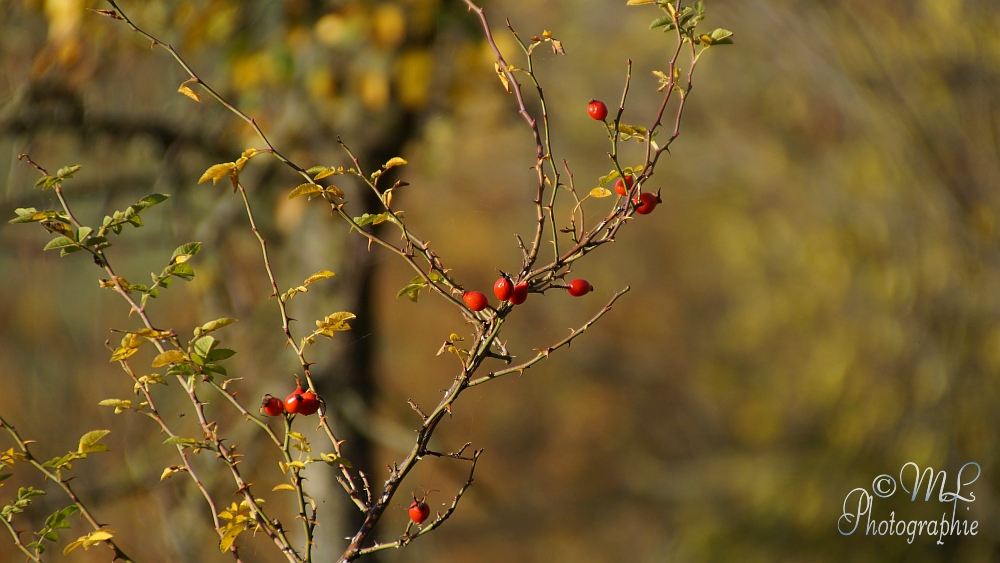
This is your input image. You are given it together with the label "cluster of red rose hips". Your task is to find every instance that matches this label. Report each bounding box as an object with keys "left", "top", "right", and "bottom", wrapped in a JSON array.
[
  {"left": 587, "top": 99, "right": 662, "bottom": 215},
  {"left": 261, "top": 386, "right": 320, "bottom": 417},
  {"left": 461, "top": 276, "right": 594, "bottom": 312}
]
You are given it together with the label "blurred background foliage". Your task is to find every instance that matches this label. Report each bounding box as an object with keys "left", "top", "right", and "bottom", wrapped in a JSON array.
[{"left": 1, "top": 0, "right": 999, "bottom": 561}]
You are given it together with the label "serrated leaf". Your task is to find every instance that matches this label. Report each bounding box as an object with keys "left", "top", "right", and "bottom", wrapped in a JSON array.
[
  {"left": 198, "top": 163, "right": 236, "bottom": 185},
  {"left": 133, "top": 193, "right": 169, "bottom": 211},
  {"left": 303, "top": 270, "right": 336, "bottom": 285},
  {"left": 708, "top": 28, "right": 735, "bottom": 45},
  {"left": 590, "top": 187, "right": 613, "bottom": 198},
  {"left": 313, "top": 169, "right": 336, "bottom": 180},
  {"left": 152, "top": 350, "right": 186, "bottom": 368},
  {"left": 207, "top": 348, "right": 235, "bottom": 362},
  {"left": 383, "top": 157, "right": 408, "bottom": 169},
  {"left": 78, "top": 430, "right": 111, "bottom": 454},
  {"left": 163, "top": 437, "right": 199, "bottom": 448},
  {"left": 288, "top": 183, "right": 324, "bottom": 199},
  {"left": 197, "top": 318, "right": 237, "bottom": 335},
  {"left": 43, "top": 236, "right": 76, "bottom": 251},
  {"left": 56, "top": 165, "right": 82, "bottom": 179},
  {"left": 171, "top": 242, "right": 202, "bottom": 262}
]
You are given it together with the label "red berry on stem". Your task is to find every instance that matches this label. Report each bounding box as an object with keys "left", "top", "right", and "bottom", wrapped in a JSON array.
[
  {"left": 614, "top": 175, "right": 634, "bottom": 196},
  {"left": 567, "top": 279, "right": 593, "bottom": 297},
  {"left": 587, "top": 99, "right": 608, "bottom": 121},
  {"left": 463, "top": 290, "right": 489, "bottom": 312},
  {"left": 298, "top": 391, "right": 320, "bottom": 416},
  {"left": 634, "top": 192, "right": 660, "bottom": 215},
  {"left": 409, "top": 500, "right": 430, "bottom": 524},
  {"left": 510, "top": 282, "right": 529, "bottom": 305},
  {"left": 494, "top": 277, "right": 513, "bottom": 301},
  {"left": 284, "top": 387, "right": 304, "bottom": 414},
  {"left": 261, "top": 395, "right": 284, "bottom": 417}
]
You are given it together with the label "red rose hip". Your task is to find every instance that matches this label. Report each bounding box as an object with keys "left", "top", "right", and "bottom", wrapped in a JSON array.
[
  {"left": 566, "top": 279, "right": 593, "bottom": 297},
  {"left": 261, "top": 395, "right": 284, "bottom": 417},
  {"left": 614, "top": 175, "right": 634, "bottom": 196},
  {"left": 409, "top": 500, "right": 430, "bottom": 524},
  {"left": 634, "top": 192, "right": 660, "bottom": 215},
  {"left": 298, "top": 391, "right": 320, "bottom": 416},
  {"left": 587, "top": 99, "right": 608, "bottom": 121},
  {"left": 284, "top": 387, "right": 304, "bottom": 414},
  {"left": 463, "top": 290, "right": 489, "bottom": 312},
  {"left": 510, "top": 282, "right": 529, "bottom": 305},
  {"left": 494, "top": 277, "right": 513, "bottom": 301}
]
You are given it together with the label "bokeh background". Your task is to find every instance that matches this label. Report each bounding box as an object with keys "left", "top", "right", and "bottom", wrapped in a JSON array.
[{"left": 2, "top": 0, "right": 999, "bottom": 561}]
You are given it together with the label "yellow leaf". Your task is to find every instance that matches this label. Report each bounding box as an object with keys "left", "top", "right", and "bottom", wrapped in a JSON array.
[
  {"left": 272, "top": 484, "right": 296, "bottom": 491},
  {"left": 178, "top": 84, "right": 201, "bottom": 102},
  {"left": 198, "top": 163, "right": 237, "bottom": 185},
  {"left": 98, "top": 399, "right": 132, "bottom": 414},
  {"left": 66, "top": 527, "right": 115, "bottom": 553},
  {"left": 219, "top": 523, "right": 244, "bottom": 552},
  {"left": 494, "top": 61, "right": 510, "bottom": 93},
  {"left": 160, "top": 465, "right": 188, "bottom": 480},
  {"left": 590, "top": 187, "right": 613, "bottom": 198},
  {"left": 449, "top": 333, "right": 465, "bottom": 342},
  {"left": 288, "top": 183, "right": 325, "bottom": 199},
  {"left": 626, "top": 0, "right": 654, "bottom": 4},
  {"left": 109, "top": 347, "right": 137, "bottom": 362},
  {"left": 383, "top": 157, "right": 408, "bottom": 169},
  {"left": 63, "top": 540, "right": 83, "bottom": 555},
  {"left": 314, "top": 169, "right": 336, "bottom": 180},
  {"left": 152, "top": 350, "right": 186, "bottom": 368},
  {"left": 303, "top": 270, "right": 336, "bottom": 285}
]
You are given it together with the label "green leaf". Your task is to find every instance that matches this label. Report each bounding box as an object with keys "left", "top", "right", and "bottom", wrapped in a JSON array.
[
  {"left": 207, "top": 348, "right": 236, "bottom": 362},
  {"left": 78, "top": 430, "right": 111, "bottom": 454},
  {"left": 352, "top": 212, "right": 393, "bottom": 229},
  {"left": 196, "top": 318, "right": 237, "bottom": 336},
  {"left": 598, "top": 170, "right": 621, "bottom": 186},
  {"left": 288, "top": 183, "right": 324, "bottom": 200},
  {"left": 305, "top": 166, "right": 327, "bottom": 175},
  {"left": 133, "top": 193, "right": 169, "bottom": 211},
  {"left": 170, "top": 242, "right": 202, "bottom": 262},
  {"left": 708, "top": 28, "right": 734, "bottom": 45},
  {"left": 55, "top": 165, "right": 82, "bottom": 179},
  {"left": 649, "top": 15, "right": 672, "bottom": 29},
  {"left": 165, "top": 262, "right": 195, "bottom": 280},
  {"left": 193, "top": 336, "right": 217, "bottom": 358},
  {"left": 163, "top": 437, "right": 199, "bottom": 448},
  {"left": 396, "top": 283, "right": 424, "bottom": 302},
  {"left": 43, "top": 236, "right": 76, "bottom": 251}
]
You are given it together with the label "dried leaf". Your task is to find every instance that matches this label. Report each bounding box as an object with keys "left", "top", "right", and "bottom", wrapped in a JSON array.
[{"left": 178, "top": 84, "right": 201, "bottom": 102}]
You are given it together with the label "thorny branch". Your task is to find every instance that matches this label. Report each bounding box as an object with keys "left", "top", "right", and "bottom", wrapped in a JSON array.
[{"left": 7, "top": 0, "right": 718, "bottom": 561}]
